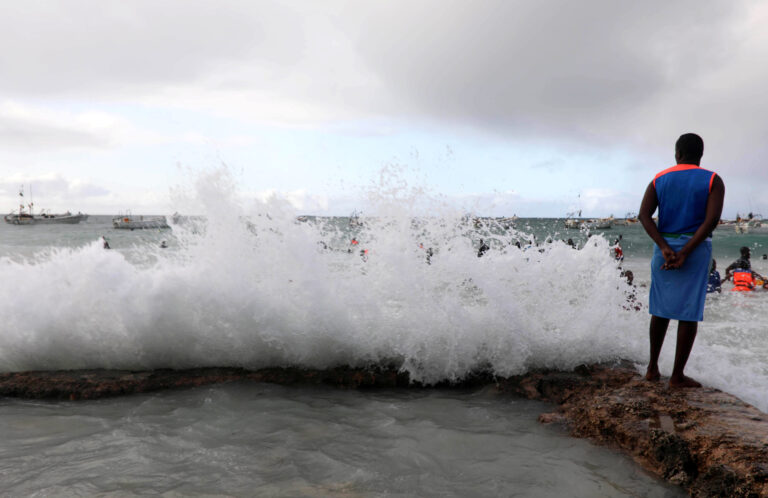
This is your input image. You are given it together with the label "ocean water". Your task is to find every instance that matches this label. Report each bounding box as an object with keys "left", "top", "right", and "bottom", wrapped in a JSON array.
[{"left": 0, "top": 170, "right": 763, "bottom": 495}]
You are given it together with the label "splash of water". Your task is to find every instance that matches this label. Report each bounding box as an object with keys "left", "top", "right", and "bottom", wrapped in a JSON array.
[{"left": 0, "top": 168, "right": 648, "bottom": 384}]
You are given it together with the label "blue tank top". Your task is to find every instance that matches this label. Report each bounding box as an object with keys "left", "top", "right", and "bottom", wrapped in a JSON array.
[{"left": 653, "top": 164, "right": 716, "bottom": 234}]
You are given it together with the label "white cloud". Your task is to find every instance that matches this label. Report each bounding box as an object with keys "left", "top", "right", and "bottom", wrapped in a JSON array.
[
  {"left": 0, "top": 100, "right": 164, "bottom": 150},
  {"left": 253, "top": 188, "right": 330, "bottom": 213},
  {"left": 1, "top": 1, "right": 767, "bottom": 215}
]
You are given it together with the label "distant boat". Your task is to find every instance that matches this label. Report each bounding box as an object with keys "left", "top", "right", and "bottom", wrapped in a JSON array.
[
  {"left": 349, "top": 210, "right": 363, "bottom": 227},
  {"left": 734, "top": 216, "right": 768, "bottom": 234},
  {"left": 4, "top": 186, "right": 87, "bottom": 225},
  {"left": 565, "top": 215, "right": 613, "bottom": 230},
  {"left": 583, "top": 217, "right": 613, "bottom": 230},
  {"left": 113, "top": 212, "right": 169, "bottom": 230},
  {"left": 564, "top": 218, "right": 581, "bottom": 229},
  {"left": 564, "top": 209, "right": 582, "bottom": 229}
]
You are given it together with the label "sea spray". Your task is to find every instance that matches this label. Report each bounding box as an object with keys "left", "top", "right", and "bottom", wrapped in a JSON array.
[{"left": 0, "top": 168, "right": 648, "bottom": 382}]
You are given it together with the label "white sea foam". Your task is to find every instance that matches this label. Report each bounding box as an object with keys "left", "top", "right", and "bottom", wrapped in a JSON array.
[
  {"left": 1, "top": 168, "right": 766, "bottom": 413},
  {"left": 0, "top": 168, "right": 646, "bottom": 382}
]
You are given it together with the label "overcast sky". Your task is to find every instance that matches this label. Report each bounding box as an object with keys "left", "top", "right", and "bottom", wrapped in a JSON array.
[{"left": 2, "top": 0, "right": 767, "bottom": 217}]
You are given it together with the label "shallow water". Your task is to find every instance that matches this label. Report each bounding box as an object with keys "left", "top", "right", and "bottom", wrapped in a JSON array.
[{"left": 0, "top": 383, "right": 683, "bottom": 497}]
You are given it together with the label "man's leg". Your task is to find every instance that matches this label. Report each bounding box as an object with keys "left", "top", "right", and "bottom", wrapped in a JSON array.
[
  {"left": 645, "top": 315, "right": 669, "bottom": 381},
  {"left": 669, "top": 321, "right": 701, "bottom": 388}
]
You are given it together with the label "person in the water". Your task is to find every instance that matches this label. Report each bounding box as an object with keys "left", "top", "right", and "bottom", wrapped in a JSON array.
[
  {"left": 613, "top": 235, "right": 624, "bottom": 261},
  {"left": 725, "top": 247, "right": 766, "bottom": 291},
  {"left": 348, "top": 238, "right": 359, "bottom": 253},
  {"left": 102, "top": 236, "right": 111, "bottom": 249},
  {"left": 724, "top": 246, "right": 765, "bottom": 281},
  {"left": 477, "top": 239, "right": 489, "bottom": 257},
  {"left": 706, "top": 259, "right": 721, "bottom": 293},
  {"left": 638, "top": 133, "right": 724, "bottom": 389}
]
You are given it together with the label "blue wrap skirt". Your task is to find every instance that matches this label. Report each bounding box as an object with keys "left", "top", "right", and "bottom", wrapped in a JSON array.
[{"left": 649, "top": 235, "right": 711, "bottom": 322}]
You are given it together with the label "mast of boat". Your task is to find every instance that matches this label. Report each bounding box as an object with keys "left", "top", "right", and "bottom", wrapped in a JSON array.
[
  {"left": 28, "top": 184, "right": 34, "bottom": 215},
  {"left": 18, "top": 185, "right": 24, "bottom": 215}
]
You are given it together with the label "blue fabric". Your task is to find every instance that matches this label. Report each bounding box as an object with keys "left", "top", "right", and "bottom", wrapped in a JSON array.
[
  {"left": 655, "top": 166, "right": 715, "bottom": 234},
  {"left": 706, "top": 270, "right": 721, "bottom": 293},
  {"left": 650, "top": 235, "right": 711, "bottom": 321}
]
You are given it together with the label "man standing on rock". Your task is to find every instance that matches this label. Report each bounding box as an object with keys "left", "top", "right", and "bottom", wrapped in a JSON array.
[{"left": 638, "top": 133, "right": 725, "bottom": 388}]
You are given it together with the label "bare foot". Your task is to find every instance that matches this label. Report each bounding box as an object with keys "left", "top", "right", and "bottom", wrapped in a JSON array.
[
  {"left": 645, "top": 367, "right": 661, "bottom": 382},
  {"left": 669, "top": 375, "right": 702, "bottom": 388}
]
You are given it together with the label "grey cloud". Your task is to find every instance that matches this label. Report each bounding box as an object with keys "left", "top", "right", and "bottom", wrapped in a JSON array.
[
  {"left": 0, "top": 176, "right": 110, "bottom": 202},
  {"left": 2, "top": 1, "right": 767, "bottom": 189},
  {"left": 0, "top": 116, "right": 111, "bottom": 150},
  {"left": 352, "top": 1, "right": 741, "bottom": 138},
  {"left": 0, "top": 1, "right": 303, "bottom": 96}
]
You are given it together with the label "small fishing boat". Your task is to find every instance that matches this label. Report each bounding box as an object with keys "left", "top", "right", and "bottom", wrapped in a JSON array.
[
  {"left": 112, "top": 212, "right": 169, "bottom": 230},
  {"left": 4, "top": 211, "right": 88, "bottom": 225},
  {"left": 349, "top": 210, "right": 363, "bottom": 227},
  {"left": 565, "top": 215, "right": 612, "bottom": 230},
  {"left": 583, "top": 217, "right": 613, "bottom": 230},
  {"left": 4, "top": 187, "right": 88, "bottom": 225}
]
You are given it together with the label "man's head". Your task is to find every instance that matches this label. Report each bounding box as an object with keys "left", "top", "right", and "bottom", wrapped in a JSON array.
[
  {"left": 740, "top": 246, "right": 750, "bottom": 259},
  {"left": 675, "top": 133, "right": 704, "bottom": 164}
]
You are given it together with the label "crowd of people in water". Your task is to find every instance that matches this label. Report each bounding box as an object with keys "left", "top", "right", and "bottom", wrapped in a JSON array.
[
  {"left": 709, "top": 246, "right": 768, "bottom": 293},
  {"left": 100, "top": 227, "right": 766, "bottom": 298}
]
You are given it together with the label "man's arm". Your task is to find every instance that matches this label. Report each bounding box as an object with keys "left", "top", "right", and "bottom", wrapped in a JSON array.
[
  {"left": 666, "top": 174, "right": 725, "bottom": 269},
  {"left": 638, "top": 182, "right": 676, "bottom": 266}
]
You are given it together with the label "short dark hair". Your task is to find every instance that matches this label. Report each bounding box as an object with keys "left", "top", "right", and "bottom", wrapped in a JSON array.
[
  {"left": 675, "top": 133, "right": 704, "bottom": 160},
  {"left": 740, "top": 246, "right": 750, "bottom": 256}
]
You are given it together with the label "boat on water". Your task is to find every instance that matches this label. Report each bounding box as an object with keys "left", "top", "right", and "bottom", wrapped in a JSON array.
[
  {"left": 613, "top": 213, "right": 638, "bottom": 226},
  {"left": 734, "top": 218, "right": 768, "bottom": 234},
  {"left": 4, "top": 187, "right": 88, "bottom": 225},
  {"left": 583, "top": 217, "right": 613, "bottom": 230},
  {"left": 730, "top": 213, "right": 768, "bottom": 234},
  {"left": 349, "top": 210, "right": 363, "bottom": 227},
  {"left": 5, "top": 211, "right": 88, "bottom": 225},
  {"left": 112, "top": 213, "right": 169, "bottom": 230},
  {"left": 564, "top": 215, "right": 613, "bottom": 230},
  {"left": 564, "top": 218, "right": 581, "bottom": 229}
]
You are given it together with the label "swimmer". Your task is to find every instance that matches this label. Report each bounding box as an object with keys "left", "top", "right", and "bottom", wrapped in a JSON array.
[
  {"left": 160, "top": 240, "right": 168, "bottom": 249},
  {"left": 724, "top": 247, "right": 765, "bottom": 282},
  {"left": 707, "top": 259, "right": 721, "bottom": 293},
  {"left": 477, "top": 239, "right": 490, "bottom": 258},
  {"left": 102, "top": 236, "right": 111, "bottom": 249}
]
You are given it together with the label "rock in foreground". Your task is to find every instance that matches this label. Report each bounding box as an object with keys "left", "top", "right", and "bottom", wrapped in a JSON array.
[
  {"left": 1, "top": 363, "right": 766, "bottom": 496},
  {"left": 499, "top": 363, "right": 768, "bottom": 497}
]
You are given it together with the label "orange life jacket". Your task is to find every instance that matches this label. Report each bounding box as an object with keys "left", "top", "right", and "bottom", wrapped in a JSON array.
[{"left": 732, "top": 271, "right": 754, "bottom": 292}]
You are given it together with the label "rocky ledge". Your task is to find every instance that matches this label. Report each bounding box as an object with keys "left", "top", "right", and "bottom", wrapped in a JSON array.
[
  {"left": 0, "top": 363, "right": 766, "bottom": 496},
  {"left": 499, "top": 363, "right": 768, "bottom": 497}
]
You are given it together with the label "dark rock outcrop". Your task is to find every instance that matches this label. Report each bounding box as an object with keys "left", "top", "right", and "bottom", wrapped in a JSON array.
[
  {"left": 499, "top": 362, "right": 768, "bottom": 497},
  {"left": 1, "top": 362, "right": 766, "bottom": 496}
]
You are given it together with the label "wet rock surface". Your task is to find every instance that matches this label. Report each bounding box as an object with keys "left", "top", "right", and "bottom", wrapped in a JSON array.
[
  {"left": 1, "top": 362, "right": 766, "bottom": 496},
  {"left": 499, "top": 362, "right": 768, "bottom": 497}
]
